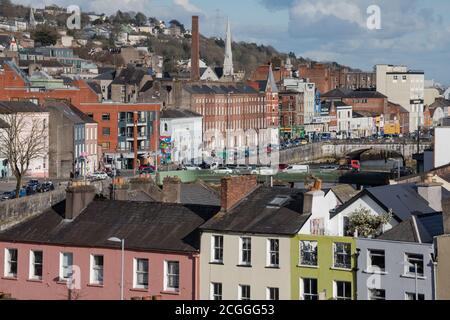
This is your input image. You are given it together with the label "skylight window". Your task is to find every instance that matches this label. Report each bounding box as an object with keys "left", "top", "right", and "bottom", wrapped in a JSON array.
[{"left": 267, "top": 195, "right": 290, "bottom": 208}]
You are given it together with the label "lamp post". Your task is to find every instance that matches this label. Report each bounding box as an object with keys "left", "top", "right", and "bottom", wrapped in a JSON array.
[{"left": 108, "top": 237, "right": 125, "bottom": 300}]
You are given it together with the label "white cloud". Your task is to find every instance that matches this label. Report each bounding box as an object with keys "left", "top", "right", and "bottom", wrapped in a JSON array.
[
  {"left": 173, "top": 0, "right": 203, "bottom": 14},
  {"left": 291, "top": 0, "right": 365, "bottom": 28}
]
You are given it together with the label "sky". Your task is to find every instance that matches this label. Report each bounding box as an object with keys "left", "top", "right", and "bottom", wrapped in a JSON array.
[{"left": 14, "top": 0, "right": 450, "bottom": 85}]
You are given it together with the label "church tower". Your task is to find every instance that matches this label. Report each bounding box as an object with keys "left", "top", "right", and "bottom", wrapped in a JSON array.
[
  {"left": 223, "top": 19, "right": 234, "bottom": 77},
  {"left": 29, "top": 7, "right": 36, "bottom": 29}
]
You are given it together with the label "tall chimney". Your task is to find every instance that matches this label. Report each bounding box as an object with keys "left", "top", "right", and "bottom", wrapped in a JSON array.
[
  {"left": 191, "top": 16, "right": 200, "bottom": 81},
  {"left": 221, "top": 176, "right": 258, "bottom": 212},
  {"left": 417, "top": 174, "right": 443, "bottom": 212},
  {"left": 65, "top": 181, "right": 96, "bottom": 220},
  {"left": 163, "top": 176, "right": 182, "bottom": 203}
]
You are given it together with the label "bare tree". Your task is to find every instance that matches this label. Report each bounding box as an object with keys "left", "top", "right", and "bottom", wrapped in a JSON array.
[{"left": 0, "top": 112, "right": 48, "bottom": 198}]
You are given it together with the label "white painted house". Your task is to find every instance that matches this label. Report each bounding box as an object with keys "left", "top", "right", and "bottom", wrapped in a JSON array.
[{"left": 160, "top": 108, "right": 203, "bottom": 164}]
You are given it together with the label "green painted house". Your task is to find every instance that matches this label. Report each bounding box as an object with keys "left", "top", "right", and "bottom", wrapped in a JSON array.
[{"left": 291, "top": 234, "right": 357, "bottom": 300}]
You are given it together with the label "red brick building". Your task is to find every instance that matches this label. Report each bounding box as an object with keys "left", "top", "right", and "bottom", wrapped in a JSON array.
[
  {"left": 278, "top": 90, "right": 304, "bottom": 136},
  {"left": 299, "top": 63, "right": 376, "bottom": 93},
  {"left": 321, "top": 88, "right": 388, "bottom": 115},
  {"left": 0, "top": 61, "right": 161, "bottom": 169}
]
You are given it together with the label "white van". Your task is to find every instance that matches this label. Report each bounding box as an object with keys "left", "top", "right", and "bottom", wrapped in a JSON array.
[{"left": 284, "top": 165, "right": 310, "bottom": 173}]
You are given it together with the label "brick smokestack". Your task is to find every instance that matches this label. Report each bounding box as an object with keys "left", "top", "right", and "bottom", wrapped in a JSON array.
[
  {"left": 191, "top": 16, "right": 200, "bottom": 81},
  {"left": 221, "top": 176, "right": 258, "bottom": 212}
]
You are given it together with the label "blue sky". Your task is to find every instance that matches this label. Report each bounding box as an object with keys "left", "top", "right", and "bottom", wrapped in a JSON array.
[{"left": 14, "top": 0, "right": 450, "bottom": 85}]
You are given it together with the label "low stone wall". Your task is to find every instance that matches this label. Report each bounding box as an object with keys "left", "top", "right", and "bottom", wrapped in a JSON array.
[{"left": 0, "top": 188, "right": 67, "bottom": 231}]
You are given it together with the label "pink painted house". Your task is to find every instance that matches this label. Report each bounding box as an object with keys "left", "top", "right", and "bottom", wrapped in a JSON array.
[{"left": 0, "top": 184, "right": 219, "bottom": 300}]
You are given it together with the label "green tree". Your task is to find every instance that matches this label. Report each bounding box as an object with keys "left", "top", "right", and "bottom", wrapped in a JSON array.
[
  {"left": 134, "top": 12, "right": 147, "bottom": 26},
  {"left": 31, "top": 24, "right": 58, "bottom": 46},
  {"left": 347, "top": 206, "right": 393, "bottom": 238}
]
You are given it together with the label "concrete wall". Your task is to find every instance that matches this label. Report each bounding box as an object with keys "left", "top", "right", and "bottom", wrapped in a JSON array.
[
  {"left": 200, "top": 232, "right": 292, "bottom": 300},
  {"left": 0, "top": 188, "right": 66, "bottom": 231},
  {"left": 357, "top": 238, "right": 435, "bottom": 300},
  {"left": 436, "top": 235, "right": 450, "bottom": 300}
]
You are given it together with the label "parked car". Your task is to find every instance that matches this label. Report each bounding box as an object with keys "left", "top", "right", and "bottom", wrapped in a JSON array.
[
  {"left": 38, "top": 181, "right": 55, "bottom": 193},
  {"left": 319, "top": 165, "right": 338, "bottom": 172},
  {"left": 139, "top": 165, "right": 156, "bottom": 172},
  {"left": 26, "top": 179, "right": 41, "bottom": 195},
  {"left": 182, "top": 164, "right": 201, "bottom": 171},
  {"left": 139, "top": 167, "right": 155, "bottom": 175},
  {"left": 1, "top": 191, "right": 15, "bottom": 201},
  {"left": 284, "top": 165, "right": 310, "bottom": 174},
  {"left": 391, "top": 166, "right": 414, "bottom": 178},
  {"left": 213, "top": 166, "right": 233, "bottom": 175},
  {"left": 88, "top": 172, "right": 108, "bottom": 180}
]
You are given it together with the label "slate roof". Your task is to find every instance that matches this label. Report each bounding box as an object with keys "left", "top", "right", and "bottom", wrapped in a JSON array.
[
  {"left": 0, "top": 200, "right": 220, "bottom": 253},
  {"left": 0, "top": 101, "right": 44, "bottom": 113},
  {"left": 200, "top": 186, "right": 310, "bottom": 235},
  {"left": 161, "top": 108, "right": 202, "bottom": 119},
  {"left": 44, "top": 101, "right": 97, "bottom": 124},
  {"left": 180, "top": 183, "right": 220, "bottom": 206},
  {"left": 94, "top": 69, "right": 116, "bottom": 80},
  {"left": 184, "top": 84, "right": 259, "bottom": 95},
  {"left": 329, "top": 184, "right": 360, "bottom": 204},
  {"left": 322, "top": 88, "right": 386, "bottom": 99},
  {"left": 334, "top": 183, "right": 440, "bottom": 222},
  {"left": 86, "top": 81, "right": 102, "bottom": 94},
  {"left": 111, "top": 66, "right": 151, "bottom": 86},
  {"left": 377, "top": 213, "right": 443, "bottom": 244}
]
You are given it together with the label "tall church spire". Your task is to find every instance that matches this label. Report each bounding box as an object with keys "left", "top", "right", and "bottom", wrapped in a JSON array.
[
  {"left": 29, "top": 7, "right": 36, "bottom": 29},
  {"left": 223, "top": 19, "right": 234, "bottom": 77}
]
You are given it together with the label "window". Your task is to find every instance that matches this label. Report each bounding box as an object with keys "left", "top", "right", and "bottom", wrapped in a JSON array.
[
  {"left": 212, "top": 235, "right": 223, "bottom": 263},
  {"left": 211, "top": 282, "right": 222, "bottom": 300},
  {"left": 334, "top": 243, "right": 351, "bottom": 269},
  {"left": 369, "top": 288, "right": 386, "bottom": 300},
  {"left": 101, "top": 142, "right": 110, "bottom": 150},
  {"left": 334, "top": 281, "right": 352, "bottom": 300},
  {"left": 302, "top": 278, "right": 318, "bottom": 300},
  {"left": 402, "top": 75, "right": 407, "bottom": 81},
  {"left": 405, "top": 253, "right": 424, "bottom": 277},
  {"left": 134, "top": 258, "right": 148, "bottom": 289},
  {"left": 240, "top": 237, "right": 251, "bottom": 266},
  {"left": 4, "top": 248, "right": 18, "bottom": 278},
  {"left": 267, "top": 239, "right": 279, "bottom": 267},
  {"left": 102, "top": 113, "right": 110, "bottom": 121},
  {"left": 300, "top": 241, "right": 318, "bottom": 266},
  {"left": 239, "top": 285, "right": 251, "bottom": 300},
  {"left": 30, "top": 250, "right": 43, "bottom": 280},
  {"left": 60, "top": 252, "right": 73, "bottom": 281},
  {"left": 368, "top": 249, "right": 385, "bottom": 272},
  {"left": 165, "top": 261, "right": 179, "bottom": 291},
  {"left": 102, "top": 127, "right": 111, "bottom": 136},
  {"left": 90, "top": 255, "right": 104, "bottom": 285},
  {"left": 267, "top": 287, "right": 279, "bottom": 300},
  {"left": 393, "top": 75, "right": 398, "bottom": 81},
  {"left": 405, "top": 292, "right": 425, "bottom": 300}
]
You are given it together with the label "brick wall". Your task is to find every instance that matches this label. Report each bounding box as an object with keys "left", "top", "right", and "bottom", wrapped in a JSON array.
[{"left": 220, "top": 175, "right": 258, "bottom": 211}]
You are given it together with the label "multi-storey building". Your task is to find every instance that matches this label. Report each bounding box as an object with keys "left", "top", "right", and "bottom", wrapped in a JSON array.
[
  {"left": 76, "top": 102, "right": 161, "bottom": 170},
  {"left": 278, "top": 90, "right": 304, "bottom": 138},
  {"left": 282, "top": 78, "right": 316, "bottom": 124},
  {"left": 0, "top": 61, "right": 160, "bottom": 170},
  {"left": 0, "top": 101, "right": 49, "bottom": 178},
  {"left": 376, "top": 64, "right": 425, "bottom": 132},
  {"left": 44, "top": 101, "right": 98, "bottom": 178}
]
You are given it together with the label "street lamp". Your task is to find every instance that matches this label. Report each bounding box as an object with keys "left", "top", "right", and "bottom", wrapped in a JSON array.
[{"left": 108, "top": 237, "right": 125, "bottom": 300}]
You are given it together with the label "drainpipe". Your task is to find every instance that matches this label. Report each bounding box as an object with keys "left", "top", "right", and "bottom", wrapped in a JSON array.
[{"left": 193, "top": 253, "right": 200, "bottom": 300}]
